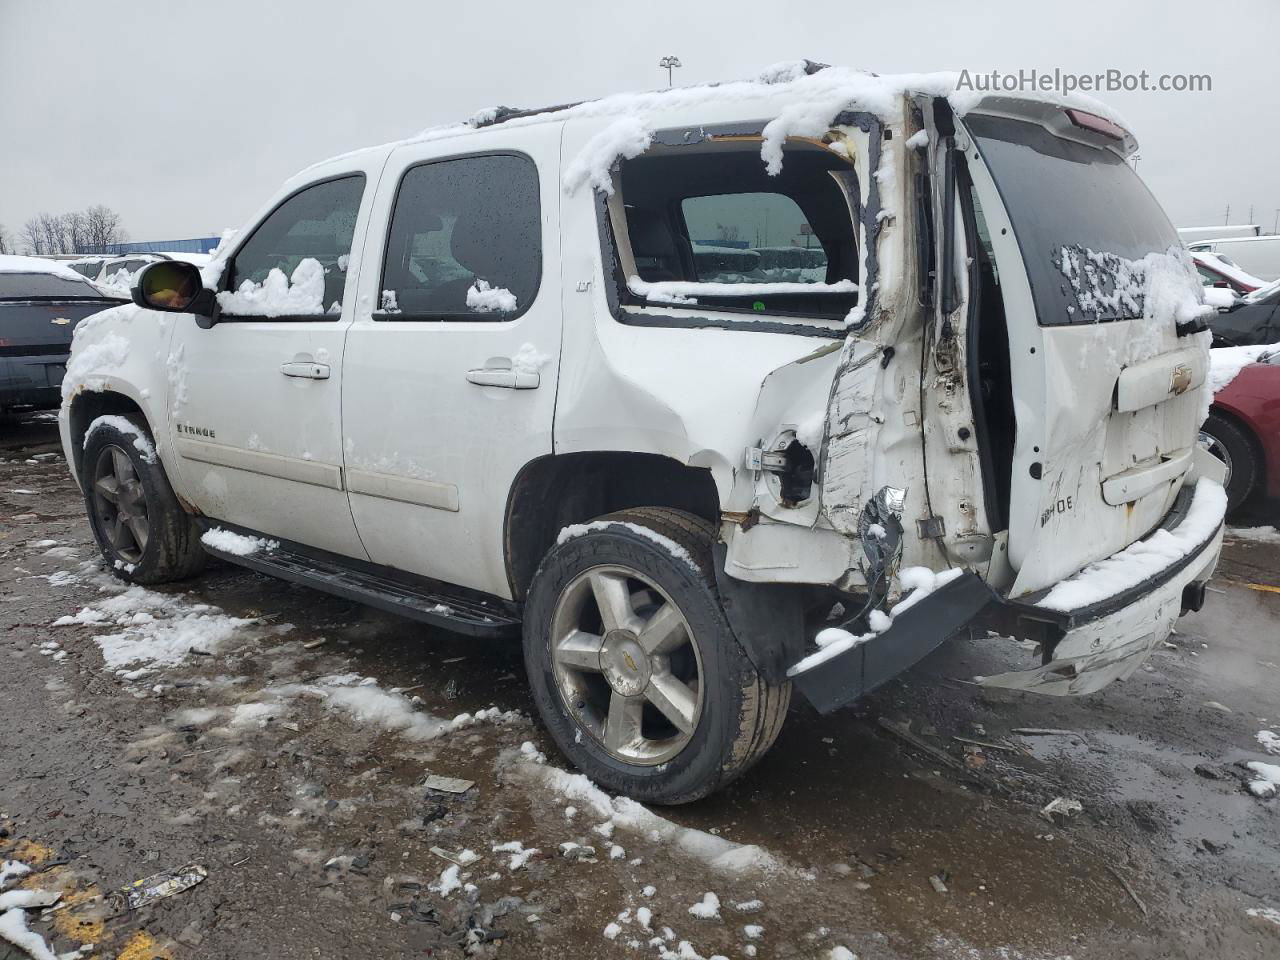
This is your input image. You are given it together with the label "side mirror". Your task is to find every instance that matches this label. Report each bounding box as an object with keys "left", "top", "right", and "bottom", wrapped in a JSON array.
[{"left": 133, "top": 261, "right": 216, "bottom": 321}]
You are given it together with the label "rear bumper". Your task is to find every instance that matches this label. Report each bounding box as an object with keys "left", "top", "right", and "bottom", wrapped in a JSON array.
[{"left": 976, "top": 481, "right": 1225, "bottom": 695}]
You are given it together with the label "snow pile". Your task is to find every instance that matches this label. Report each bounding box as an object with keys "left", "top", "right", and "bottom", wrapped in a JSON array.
[
  {"left": 1208, "top": 343, "right": 1278, "bottom": 394},
  {"left": 61, "top": 330, "right": 129, "bottom": 400},
  {"left": 217, "top": 258, "right": 325, "bottom": 317},
  {"left": 1258, "top": 731, "right": 1280, "bottom": 756},
  {"left": 201, "top": 528, "right": 279, "bottom": 557},
  {"left": 687, "top": 892, "right": 720, "bottom": 919},
  {"left": 1246, "top": 761, "right": 1280, "bottom": 798},
  {"left": 512, "top": 343, "right": 551, "bottom": 375},
  {"left": 787, "top": 567, "right": 964, "bottom": 676},
  {"left": 86, "top": 415, "right": 156, "bottom": 464},
  {"left": 557, "top": 520, "right": 699, "bottom": 573},
  {"left": 0, "top": 859, "right": 79, "bottom": 960},
  {"left": 502, "top": 749, "right": 785, "bottom": 875},
  {"left": 1036, "top": 480, "right": 1226, "bottom": 612},
  {"left": 492, "top": 841, "right": 539, "bottom": 871},
  {"left": 628, "top": 276, "right": 856, "bottom": 301},
  {"left": 466, "top": 279, "right": 518, "bottom": 313},
  {"left": 53, "top": 579, "right": 263, "bottom": 669},
  {"left": 1226, "top": 526, "right": 1280, "bottom": 544},
  {"left": 562, "top": 116, "right": 654, "bottom": 196}
]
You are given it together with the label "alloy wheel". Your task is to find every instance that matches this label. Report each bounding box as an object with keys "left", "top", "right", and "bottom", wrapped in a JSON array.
[
  {"left": 550, "top": 564, "right": 704, "bottom": 765},
  {"left": 1198, "top": 430, "right": 1233, "bottom": 488},
  {"left": 91, "top": 443, "right": 150, "bottom": 564}
]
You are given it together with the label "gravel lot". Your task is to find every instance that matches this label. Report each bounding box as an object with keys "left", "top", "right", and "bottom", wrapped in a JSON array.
[{"left": 2, "top": 412, "right": 1279, "bottom": 960}]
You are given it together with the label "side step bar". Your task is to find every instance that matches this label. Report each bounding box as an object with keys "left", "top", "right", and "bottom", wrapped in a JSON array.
[
  {"left": 789, "top": 572, "right": 995, "bottom": 714},
  {"left": 200, "top": 535, "right": 521, "bottom": 639}
]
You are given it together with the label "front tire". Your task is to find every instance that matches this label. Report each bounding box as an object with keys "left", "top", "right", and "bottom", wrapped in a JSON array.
[
  {"left": 522, "top": 507, "right": 789, "bottom": 804},
  {"left": 82, "top": 414, "right": 206, "bottom": 585},
  {"left": 1199, "top": 413, "right": 1259, "bottom": 515}
]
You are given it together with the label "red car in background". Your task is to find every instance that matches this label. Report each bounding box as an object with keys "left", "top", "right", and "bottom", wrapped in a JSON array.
[{"left": 1202, "top": 349, "right": 1280, "bottom": 514}]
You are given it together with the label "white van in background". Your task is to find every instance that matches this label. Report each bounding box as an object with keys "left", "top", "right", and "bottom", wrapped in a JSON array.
[
  {"left": 1177, "top": 224, "right": 1260, "bottom": 244},
  {"left": 1187, "top": 235, "right": 1280, "bottom": 282}
]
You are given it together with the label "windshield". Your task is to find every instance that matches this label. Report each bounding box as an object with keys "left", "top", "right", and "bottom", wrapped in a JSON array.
[
  {"left": 966, "top": 113, "right": 1180, "bottom": 326},
  {"left": 0, "top": 272, "right": 109, "bottom": 300},
  {"left": 1243, "top": 277, "right": 1280, "bottom": 304}
]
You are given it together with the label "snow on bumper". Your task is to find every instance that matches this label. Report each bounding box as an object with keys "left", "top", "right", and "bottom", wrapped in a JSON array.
[{"left": 978, "top": 480, "right": 1226, "bottom": 696}]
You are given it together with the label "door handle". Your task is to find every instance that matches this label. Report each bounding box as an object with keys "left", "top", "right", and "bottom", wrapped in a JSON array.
[
  {"left": 280, "top": 361, "right": 330, "bottom": 380},
  {"left": 466, "top": 366, "right": 539, "bottom": 389}
]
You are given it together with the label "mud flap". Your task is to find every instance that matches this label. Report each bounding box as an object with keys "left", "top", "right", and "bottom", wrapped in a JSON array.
[
  {"left": 712, "top": 542, "right": 806, "bottom": 686},
  {"left": 790, "top": 572, "right": 994, "bottom": 714}
]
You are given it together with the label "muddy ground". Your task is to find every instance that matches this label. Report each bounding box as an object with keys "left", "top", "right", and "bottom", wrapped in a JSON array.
[{"left": 2, "top": 411, "right": 1278, "bottom": 960}]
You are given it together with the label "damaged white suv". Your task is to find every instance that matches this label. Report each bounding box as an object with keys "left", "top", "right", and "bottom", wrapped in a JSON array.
[{"left": 61, "top": 62, "right": 1227, "bottom": 803}]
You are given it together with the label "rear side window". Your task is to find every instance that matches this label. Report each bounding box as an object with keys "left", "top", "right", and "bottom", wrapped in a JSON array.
[
  {"left": 377, "top": 154, "right": 541, "bottom": 320},
  {"left": 611, "top": 142, "right": 859, "bottom": 322},
  {"left": 223, "top": 175, "right": 365, "bottom": 318}
]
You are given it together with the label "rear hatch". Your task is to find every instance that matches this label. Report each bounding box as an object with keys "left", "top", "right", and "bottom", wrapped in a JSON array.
[{"left": 962, "top": 107, "right": 1214, "bottom": 598}]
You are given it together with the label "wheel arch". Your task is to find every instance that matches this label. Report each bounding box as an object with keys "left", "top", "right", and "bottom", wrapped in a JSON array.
[
  {"left": 66, "top": 391, "right": 151, "bottom": 492},
  {"left": 503, "top": 452, "right": 721, "bottom": 600}
]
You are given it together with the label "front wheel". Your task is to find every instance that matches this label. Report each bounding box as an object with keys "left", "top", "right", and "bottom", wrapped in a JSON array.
[
  {"left": 82, "top": 414, "right": 206, "bottom": 584},
  {"left": 522, "top": 508, "right": 789, "bottom": 804},
  {"left": 1199, "top": 413, "right": 1259, "bottom": 515}
]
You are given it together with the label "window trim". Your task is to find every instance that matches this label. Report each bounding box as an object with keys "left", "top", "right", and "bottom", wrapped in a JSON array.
[
  {"left": 216, "top": 171, "right": 368, "bottom": 324},
  {"left": 370, "top": 149, "right": 542, "bottom": 324}
]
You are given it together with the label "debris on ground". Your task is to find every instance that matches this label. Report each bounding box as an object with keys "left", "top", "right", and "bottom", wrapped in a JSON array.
[
  {"left": 1040, "top": 798, "right": 1083, "bottom": 823},
  {"left": 119, "top": 862, "right": 207, "bottom": 910},
  {"left": 928, "top": 873, "right": 949, "bottom": 894},
  {"left": 1203, "top": 701, "right": 1232, "bottom": 714},
  {"left": 422, "top": 775, "right": 474, "bottom": 794},
  {"left": 1011, "top": 728, "right": 1074, "bottom": 737},
  {"left": 1106, "top": 864, "right": 1148, "bottom": 918}
]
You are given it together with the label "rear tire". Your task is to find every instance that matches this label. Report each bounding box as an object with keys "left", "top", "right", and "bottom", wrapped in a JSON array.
[
  {"left": 82, "top": 414, "right": 206, "bottom": 585},
  {"left": 1199, "top": 413, "right": 1259, "bottom": 515},
  {"left": 522, "top": 507, "right": 790, "bottom": 804}
]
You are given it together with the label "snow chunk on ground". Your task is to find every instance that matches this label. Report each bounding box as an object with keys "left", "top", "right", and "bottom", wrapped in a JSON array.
[
  {"left": 493, "top": 841, "right": 540, "bottom": 871},
  {"left": 603, "top": 922, "right": 622, "bottom": 940},
  {"left": 688, "top": 892, "right": 720, "bottom": 919},
  {"left": 557, "top": 521, "right": 698, "bottom": 573},
  {"left": 503, "top": 751, "right": 785, "bottom": 875},
  {"left": 466, "top": 279, "right": 517, "bottom": 314},
  {"left": 1209, "top": 343, "right": 1278, "bottom": 394},
  {"left": 563, "top": 116, "right": 653, "bottom": 196},
  {"left": 1226, "top": 526, "right": 1280, "bottom": 544},
  {"left": 430, "top": 864, "right": 462, "bottom": 897},
  {"left": 217, "top": 257, "right": 325, "bottom": 317},
  {"left": 1036, "top": 480, "right": 1226, "bottom": 612},
  {"left": 1247, "top": 761, "right": 1280, "bottom": 798},
  {"left": 829, "top": 948, "right": 857, "bottom": 960},
  {"left": 1257, "top": 731, "right": 1280, "bottom": 756},
  {"left": 86, "top": 415, "right": 156, "bottom": 463},
  {"left": 0, "top": 862, "right": 31, "bottom": 890},
  {"left": 201, "top": 528, "right": 279, "bottom": 556}
]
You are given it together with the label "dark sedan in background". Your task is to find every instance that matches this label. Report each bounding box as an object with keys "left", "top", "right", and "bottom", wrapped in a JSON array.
[
  {"left": 0, "top": 255, "right": 126, "bottom": 414},
  {"left": 1208, "top": 279, "right": 1280, "bottom": 348}
]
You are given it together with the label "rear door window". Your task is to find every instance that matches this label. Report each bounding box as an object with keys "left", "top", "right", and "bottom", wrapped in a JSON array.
[
  {"left": 376, "top": 154, "right": 541, "bottom": 320},
  {"left": 222, "top": 175, "right": 365, "bottom": 318}
]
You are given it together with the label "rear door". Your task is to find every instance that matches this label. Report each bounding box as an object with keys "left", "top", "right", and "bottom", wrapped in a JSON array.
[
  {"left": 960, "top": 109, "right": 1211, "bottom": 597},
  {"left": 165, "top": 172, "right": 375, "bottom": 557},
  {"left": 341, "top": 124, "right": 562, "bottom": 597}
]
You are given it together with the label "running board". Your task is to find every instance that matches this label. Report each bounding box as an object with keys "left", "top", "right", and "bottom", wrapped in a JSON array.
[{"left": 200, "top": 537, "right": 520, "bottom": 639}]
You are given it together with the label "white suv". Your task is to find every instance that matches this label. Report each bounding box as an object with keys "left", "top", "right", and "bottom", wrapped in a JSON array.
[{"left": 60, "top": 63, "right": 1227, "bottom": 803}]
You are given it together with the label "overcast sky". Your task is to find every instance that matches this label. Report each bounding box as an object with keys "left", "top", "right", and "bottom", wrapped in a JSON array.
[{"left": 1, "top": 0, "right": 1275, "bottom": 246}]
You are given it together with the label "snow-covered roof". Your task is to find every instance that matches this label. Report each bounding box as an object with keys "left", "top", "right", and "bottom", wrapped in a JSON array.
[
  {"left": 1192, "top": 251, "right": 1265, "bottom": 289},
  {"left": 0, "top": 254, "right": 89, "bottom": 281},
  {"left": 297, "top": 61, "right": 1133, "bottom": 184}
]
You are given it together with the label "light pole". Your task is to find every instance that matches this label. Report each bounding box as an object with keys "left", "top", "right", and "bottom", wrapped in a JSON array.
[{"left": 659, "top": 55, "right": 682, "bottom": 88}]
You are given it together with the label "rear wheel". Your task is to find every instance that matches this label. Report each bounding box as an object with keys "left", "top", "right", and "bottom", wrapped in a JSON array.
[
  {"left": 1199, "top": 413, "right": 1259, "bottom": 514},
  {"left": 82, "top": 415, "right": 206, "bottom": 584},
  {"left": 522, "top": 507, "right": 790, "bottom": 804}
]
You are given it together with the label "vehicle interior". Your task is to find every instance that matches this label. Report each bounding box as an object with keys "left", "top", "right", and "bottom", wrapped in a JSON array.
[{"left": 611, "top": 139, "right": 860, "bottom": 320}]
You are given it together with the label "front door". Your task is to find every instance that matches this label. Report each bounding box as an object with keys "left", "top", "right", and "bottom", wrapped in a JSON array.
[
  {"left": 341, "top": 124, "right": 563, "bottom": 598},
  {"left": 166, "top": 172, "right": 375, "bottom": 558}
]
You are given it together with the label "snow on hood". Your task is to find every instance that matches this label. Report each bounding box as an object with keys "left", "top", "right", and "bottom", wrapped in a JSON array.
[
  {"left": 0, "top": 253, "right": 87, "bottom": 281},
  {"left": 1209, "top": 342, "right": 1280, "bottom": 394}
]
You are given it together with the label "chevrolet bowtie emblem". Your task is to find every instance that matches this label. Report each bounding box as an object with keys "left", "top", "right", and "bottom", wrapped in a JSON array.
[{"left": 1170, "top": 363, "right": 1193, "bottom": 395}]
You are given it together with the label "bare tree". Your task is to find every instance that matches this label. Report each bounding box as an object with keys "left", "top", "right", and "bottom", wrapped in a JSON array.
[
  {"left": 0, "top": 223, "right": 9, "bottom": 255},
  {"left": 21, "top": 217, "right": 44, "bottom": 255},
  {"left": 84, "top": 205, "right": 127, "bottom": 252},
  {"left": 38, "top": 212, "right": 67, "bottom": 255},
  {"left": 64, "top": 211, "right": 88, "bottom": 254}
]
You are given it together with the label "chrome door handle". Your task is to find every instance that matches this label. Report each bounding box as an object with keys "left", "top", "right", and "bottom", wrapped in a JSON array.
[
  {"left": 280, "top": 361, "right": 330, "bottom": 380},
  {"left": 466, "top": 367, "right": 539, "bottom": 389}
]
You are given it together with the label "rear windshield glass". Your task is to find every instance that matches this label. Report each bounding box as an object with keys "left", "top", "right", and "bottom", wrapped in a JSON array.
[
  {"left": 966, "top": 113, "right": 1180, "bottom": 326},
  {"left": 0, "top": 273, "right": 104, "bottom": 300}
]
